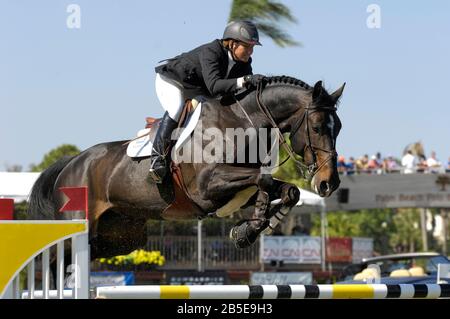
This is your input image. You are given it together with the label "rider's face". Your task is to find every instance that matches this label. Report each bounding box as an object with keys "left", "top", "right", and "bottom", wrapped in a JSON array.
[{"left": 232, "top": 41, "right": 254, "bottom": 62}]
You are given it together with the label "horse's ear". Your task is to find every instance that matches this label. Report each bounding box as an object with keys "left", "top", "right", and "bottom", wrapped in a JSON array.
[
  {"left": 312, "top": 81, "right": 323, "bottom": 101},
  {"left": 331, "top": 82, "right": 346, "bottom": 103}
]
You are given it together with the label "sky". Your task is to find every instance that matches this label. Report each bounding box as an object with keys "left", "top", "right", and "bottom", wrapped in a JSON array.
[{"left": 1, "top": 0, "right": 450, "bottom": 171}]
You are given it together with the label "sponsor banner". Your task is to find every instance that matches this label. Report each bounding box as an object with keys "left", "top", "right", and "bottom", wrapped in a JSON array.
[
  {"left": 90, "top": 271, "right": 135, "bottom": 287},
  {"left": 326, "top": 237, "right": 352, "bottom": 262},
  {"left": 251, "top": 272, "right": 313, "bottom": 285},
  {"left": 262, "top": 236, "right": 321, "bottom": 264},
  {"left": 166, "top": 270, "right": 228, "bottom": 285}
]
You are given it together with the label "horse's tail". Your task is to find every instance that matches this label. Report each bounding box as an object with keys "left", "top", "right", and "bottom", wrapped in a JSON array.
[{"left": 27, "top": 156, "right": 75, "bottom": 219}]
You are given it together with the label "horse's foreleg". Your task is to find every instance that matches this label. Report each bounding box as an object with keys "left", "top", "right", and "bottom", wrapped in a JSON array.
[
  {"left": 262, "top": 182, "right": 300, "bottom": 235},
  {"left": 230, "top": 189, "right": 271, "bottom": 248},
  {"left": 230, "top": 179, "right": 300, "bottom": 248},
  {"left": 198, "top": 165, "right": 278, "bottom": 248},
  {"left": 227, "top": 173, "right": 278, "bottom": 248}
]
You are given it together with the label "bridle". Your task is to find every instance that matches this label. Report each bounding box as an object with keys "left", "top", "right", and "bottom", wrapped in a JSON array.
[
  {"left": 289, "top": 100, "right": 338, "bottom": 180},
  {"left": 235, "top": 81, "right": 338, "bottom": 181}
]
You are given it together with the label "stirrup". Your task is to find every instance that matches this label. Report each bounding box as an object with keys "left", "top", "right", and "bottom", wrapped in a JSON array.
[
  {"left": 148, "top": 156, "right": 165, "bottom": 184},
  {"left": 148, "top": 168, "right": 162, "bottom": 184}
]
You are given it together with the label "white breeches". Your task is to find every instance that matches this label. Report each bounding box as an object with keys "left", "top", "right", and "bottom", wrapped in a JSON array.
[{"left": 155, "top": 73, "right": 185, "bottom": 121}]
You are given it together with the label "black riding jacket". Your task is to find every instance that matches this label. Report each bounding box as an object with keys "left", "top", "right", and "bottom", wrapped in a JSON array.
[{"left": 155, "top": 39, "right": 253, "bottom": 100}]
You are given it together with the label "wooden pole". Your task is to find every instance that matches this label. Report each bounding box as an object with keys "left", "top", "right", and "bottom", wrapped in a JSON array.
[
  {"left": 420, "top": 208, "right": 428, "bottom": 251},
  {"left": 441, "top": 209, "right": 448, "bottom": 256}
]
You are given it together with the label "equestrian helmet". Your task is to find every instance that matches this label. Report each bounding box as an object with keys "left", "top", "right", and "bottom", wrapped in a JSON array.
[{"left": 222, "top": 20, "right": 262, "bottom": 45}]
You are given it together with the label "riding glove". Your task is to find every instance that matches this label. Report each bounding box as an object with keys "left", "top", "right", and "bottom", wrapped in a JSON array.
[{"left": 243, "top": 74, "right": 266, "bottom": 88}]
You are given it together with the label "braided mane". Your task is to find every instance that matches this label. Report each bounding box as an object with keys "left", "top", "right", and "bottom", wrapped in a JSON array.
[
  {"left": 265, "top": 75, "right": 311, "bottom": 90},
  {"left": 263, "top": 75, "right": 337, "bottom": 107}
]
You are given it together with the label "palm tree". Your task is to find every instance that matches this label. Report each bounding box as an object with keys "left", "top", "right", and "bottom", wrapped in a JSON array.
[{"left": 228, "top": 0, "right": 300, "bottom": 47}]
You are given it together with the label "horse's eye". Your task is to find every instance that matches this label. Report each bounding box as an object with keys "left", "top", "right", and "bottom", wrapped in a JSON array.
[{"left": 312, "top": 126, "right": 320, "bottom": 134}]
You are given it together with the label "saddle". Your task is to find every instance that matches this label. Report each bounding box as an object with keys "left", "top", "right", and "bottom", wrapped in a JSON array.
[
  {"left": 144, "top": 99, "right": 197, "bottom": 129},
  {"left": 146, "top": 99, "right": 205, "bottom": 220}
]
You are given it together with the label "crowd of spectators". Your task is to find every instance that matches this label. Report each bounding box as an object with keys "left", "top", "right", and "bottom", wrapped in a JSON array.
[{"left": 337, "top": 151, "right": 450, "bottom": 175}]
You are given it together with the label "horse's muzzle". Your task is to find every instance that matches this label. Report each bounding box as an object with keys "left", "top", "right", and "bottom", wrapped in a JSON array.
[{"left": 313, "top": 176, "right": 340, "bottom": 197}]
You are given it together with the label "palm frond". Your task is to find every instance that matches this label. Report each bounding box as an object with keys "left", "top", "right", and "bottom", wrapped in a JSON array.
[
  {"left": 255, "top": 22, "right": 301, "bottom": 47},
  {"left": 228, "top": 0, "right": 300, "bottom": 47}
]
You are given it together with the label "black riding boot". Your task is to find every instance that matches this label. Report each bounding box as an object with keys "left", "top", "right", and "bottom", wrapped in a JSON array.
[{"left": 148, "top": 111, "right": 178, "bottom": 183}]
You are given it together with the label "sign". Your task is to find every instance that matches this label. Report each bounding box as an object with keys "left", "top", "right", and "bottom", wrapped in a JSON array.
[
  {"left": 89, "top": 271, "right": 135, "bottom": 288},
  {"left": 326, "top": 237, "right": 352, "bottom": 262},
  {"left": 0, "top": 199, "right": 14, "bottom": 220},
  {"left": 352, "top": 237, "right": 374, "bottom": 263},
  {"left": 324, "top": 174, "right": 450, "bottom": 212},
  {"left": 166, "top": 271, "right": 228, "bottom": 285},
  {"left": 251, "top": 272, "right": 313, "bottom": 285},
  {"left": 262, "top": 236, "right": 321, "bottom": 264},
  {"left": 59, "top": 186, "right": 88, "bottom": 219}
]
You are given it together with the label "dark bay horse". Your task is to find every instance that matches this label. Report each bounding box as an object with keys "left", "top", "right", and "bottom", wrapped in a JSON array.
[{"left": 28, "top": 76, "right": 345, "bottom": 259}]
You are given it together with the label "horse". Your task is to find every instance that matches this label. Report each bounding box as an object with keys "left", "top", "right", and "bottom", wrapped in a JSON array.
[
  {"left": 28, "top": 76, "right": 345, "bottom": 259},
  {"left": 403, "top": 142, "right": 426, "bottom": 161}
]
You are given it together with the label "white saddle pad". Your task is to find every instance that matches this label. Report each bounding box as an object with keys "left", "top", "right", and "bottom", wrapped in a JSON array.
[{"left": 126, "top": 103, "right": 203, "bottom": 158}]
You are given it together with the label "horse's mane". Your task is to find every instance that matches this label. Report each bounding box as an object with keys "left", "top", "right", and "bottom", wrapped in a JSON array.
[
  {"left": 227, "top": 75, "right": 334, "bottom": 107},
  {"left": 264, "top": 75, "right": 311, "bottom": 90},
  {"left": 264, "top": 75, "right": 338, "bottom": 108}
]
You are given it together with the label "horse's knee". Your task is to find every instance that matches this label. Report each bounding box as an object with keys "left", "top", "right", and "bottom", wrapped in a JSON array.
[
  {"left": 257, "top": 174, "right": 274, "bottom": 191},
  {"left": 280, "top": 184, "right": 300, "bottom": 207}
]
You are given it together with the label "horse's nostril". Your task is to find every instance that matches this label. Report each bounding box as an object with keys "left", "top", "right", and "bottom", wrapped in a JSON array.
[{"left": 319, "top": 181, "right": 329, "bottom": 194}]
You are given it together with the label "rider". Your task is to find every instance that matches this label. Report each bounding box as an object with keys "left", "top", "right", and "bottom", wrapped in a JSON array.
[{"left": 149, "top": 20, "right": 266, "bottom": 183}]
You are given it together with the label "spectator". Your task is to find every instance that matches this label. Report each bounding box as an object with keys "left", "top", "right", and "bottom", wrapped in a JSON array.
[
  {"left": 367, "top": 155, "right": 381, "bottom": 170},
  {"left": 356, "top": 154, "right": 369, "bottom": 172},
  {"left": 401, "top": 150, "right": 416, "bottom": 174},
  {"left": 426, "top": 151, "right": 442, "bottom": 173},
  {"left": 384, "top": 155, "right": 399, "bottom": 172},
  {"left": 417, "top": 157, "right": 428, "bottom": 172},
  {"left": 374, "top": 152, "right": 383, "bottom": 170},
  {"left": 347, "top": 157, "right": 356, "bottom": 174},
  {"left": 337, "top": 155, "right": 348, "bottom": 174}
]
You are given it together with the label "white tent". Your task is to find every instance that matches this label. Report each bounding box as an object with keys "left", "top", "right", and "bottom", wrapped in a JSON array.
[
  {"left": 0, "top": 172, "right": 41, "bottom": 202},
  {"left": 270, "top": 187, "right": 324, "bottom": 207},
  {"left": 296, "top": 187, "right": 325, "bottom": 209}
]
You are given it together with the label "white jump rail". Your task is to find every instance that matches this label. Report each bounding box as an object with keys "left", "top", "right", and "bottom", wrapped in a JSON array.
[{"left": 96, "top": 283, "right": 450, "bottom": 299}]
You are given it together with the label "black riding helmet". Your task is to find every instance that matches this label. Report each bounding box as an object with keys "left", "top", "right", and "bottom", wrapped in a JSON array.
[{"left": 222, "top": 20, "right": 262, "bottom": 46}]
